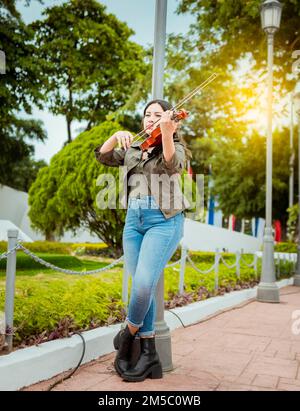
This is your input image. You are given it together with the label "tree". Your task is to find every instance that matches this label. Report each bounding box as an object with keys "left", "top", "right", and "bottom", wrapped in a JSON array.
[
  {"left": 9, "top": 158, "right": 47, "bottom": 192},
  {"left": 164, "top": 0, "right": 300, "bottom": 139},
  {"left": 161, "top": 1, "right": 299, "bottom": 228},
  {"left": 177, "top": 0, "right": 299, "bottom": 87},
  {"left": 209, "top": 127, "right": 291, "bottom": 225},
  {"left": 28, "top": 121, "right": 126, "bottom": 254},
  {"left": 0, "top": 0, "right": 47, "bottom": 190},
  {"left": 30, "top": 0, "right": 147, "bottom": 144}
]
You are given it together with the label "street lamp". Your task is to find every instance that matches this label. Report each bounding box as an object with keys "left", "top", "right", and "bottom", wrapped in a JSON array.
[
  {"left": 257, "top": 0, "right": 283, "bottom": 303},
  {"left": 289, "top": 94, "right": 294, "bottom": 211},
  {"left": 293, "top": 91, "right": 300, "bottom": 287},
  {"left": 260, "top": 0, "right": 283, "bottom": 33}
]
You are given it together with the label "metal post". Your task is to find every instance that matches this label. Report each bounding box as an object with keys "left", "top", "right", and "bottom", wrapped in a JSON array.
[
  {"left": 4, "top": 230, "right": 18, "bottom": 352},
  {"left": 295, "top": 115, "right": 300, "bottom": 286},
  {"left": 288, "top": 253, "right": 292, "bottom": 276},
  {"left": 293, "top": 253, "right": 296, "bottom": 274},
  {"left": 241, "top": 219, "right": 245, "bottom": 234},
  {"left": 257, "top": 32, "right": 280, "bottom": 302},
  {"left": 289, "top": 94, "right": 294, "bottom": 210},
  {"left": 155, "top": 272, "right": 172, "bottom": 371},
  {"left": 214, "top": 250, "right": 220, "bottom": 291},
  {"left": 151, "top": 0, "right": 167, "bottom": 100},
  {"left": 236, "top": 251, "right": 240, "bottom": 279},
  {"left": 151, "top": 0, "right": 172, "bottom": 371},
  {"left": 254, "top": 254, "right": 258, "bottom": 280},
  {"left": 179, "top": 246, "right": 187, "bottom": 294},
  {"left": 122, "top": 259, "right": 129, "bottom": 309}
]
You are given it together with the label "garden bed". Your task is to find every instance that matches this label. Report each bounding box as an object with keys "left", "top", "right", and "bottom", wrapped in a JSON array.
[{"left": 0, "top": 242, "right": 294, "bottom": 350}]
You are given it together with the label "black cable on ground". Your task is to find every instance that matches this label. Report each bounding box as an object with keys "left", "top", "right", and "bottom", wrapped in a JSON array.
[
  {"left": 167, "top": 309, "right": 187, "bottom": 328},
  {"left": 46, "top": 332, "right": 86, "bottom": 391}
]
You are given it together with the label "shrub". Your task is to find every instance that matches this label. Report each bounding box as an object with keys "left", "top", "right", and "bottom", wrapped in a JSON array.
[
  {"left": 0, "top": 241, "right": 72, "bottom": 254},
  {"left": 71, "top": 243, "right": 115, "bottom": 257},
  {"left": 274, "top": 242, "right": 297, "bottom": 253},
  {"left": 0, "top": 275, "right": 125, "bottom": 345},
  {"left": 28, "top": 121, "right": 126, "bottom": 256}
]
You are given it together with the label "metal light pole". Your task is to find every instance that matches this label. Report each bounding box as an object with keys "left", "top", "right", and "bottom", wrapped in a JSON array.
[
  {"left": 257, "top": 0, "right": 282, "bottom": 303},
  {"left": 152, "top": 0, "right": 167, "bottom": 100},
  {"left": 289, "top": 94, "right": 294, "bottom": 210},
  {"left": 293, "top": 91, "right": 300, "bottom": 287},
  {"left": 151, "top": 0, "right": 173, "bottom": 371}
]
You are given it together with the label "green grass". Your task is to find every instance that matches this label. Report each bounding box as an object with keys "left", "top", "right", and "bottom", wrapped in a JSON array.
[{"left": 0, "top": 253, "right": 123, "bottom": 276}]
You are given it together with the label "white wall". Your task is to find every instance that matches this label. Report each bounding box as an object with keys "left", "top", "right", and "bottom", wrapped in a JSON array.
[
  {"left": 0, "top": 220, "right": 34, "bottom": 242},
  {"left": 0, "top": 184, "right": 262, "bottom": 250},
  {"left": 181, "top": 218, "right": 262, "bottom": 252},
  {"left": 0, "top": 185, "right": 101, "bottom": 243}
]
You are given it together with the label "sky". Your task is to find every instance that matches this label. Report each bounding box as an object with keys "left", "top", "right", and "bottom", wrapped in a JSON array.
[{"left": 16, "top": 0, "right": 194, "bottom": 163}]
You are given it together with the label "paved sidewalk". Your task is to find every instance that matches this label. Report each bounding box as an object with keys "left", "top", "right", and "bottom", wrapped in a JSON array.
[{"left": 24, "top": 286, "right": 300, "bottom": 391}]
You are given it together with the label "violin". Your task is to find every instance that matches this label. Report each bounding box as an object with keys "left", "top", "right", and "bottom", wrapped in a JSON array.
[
  {"left": 131, "top": 73, "right": 218, "bottom": 151},
  {"left": 140, "top": 109, "right": 189, "bottom": 152}
]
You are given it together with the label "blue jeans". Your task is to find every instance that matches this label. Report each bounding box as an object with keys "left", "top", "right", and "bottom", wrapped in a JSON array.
[{"left": 123, "top": 195, "right": 184, "bottom": 337}]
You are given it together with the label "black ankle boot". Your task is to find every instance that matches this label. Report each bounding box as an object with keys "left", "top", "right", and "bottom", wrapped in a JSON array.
[
  {"left": 121, "top": 337, "right": 163, "bottom": 382},
  {"left": 113, "top": 325, "right": 136, "bottom": 376}
]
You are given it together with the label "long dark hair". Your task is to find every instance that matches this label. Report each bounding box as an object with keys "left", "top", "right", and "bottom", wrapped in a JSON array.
[{"left": 142, "top": 99, "right": 192, "bottom": 161}]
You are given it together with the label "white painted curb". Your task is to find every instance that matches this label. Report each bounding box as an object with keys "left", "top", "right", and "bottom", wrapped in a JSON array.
[
  {"left": 165, "top": 278, "right": 294, "bottom": 330},
  {"left": 0, "top": 278, "right": 295, "bottom": 391}
]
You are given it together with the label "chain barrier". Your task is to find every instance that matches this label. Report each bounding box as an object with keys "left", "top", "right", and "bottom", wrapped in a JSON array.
[
  {"left": 166, "top": 259, "right": 181, "bottom": 268},
  {"left": 186, "top": 253, "right": 216, "bottom": 274},
  {"left": 186, "top": 252, "right": 258, "bottom": 274},
  {"left": 1, "top": 241, "right": 180, "bottom": 273},
  {"left": 0, "top": 244, "right": 21, "bottom": 261},
  {"left": 1, "top": 241, "right": 295, "bottom": 286},
  {"left": 240, "top": 255, "right": 256, "bottom": 268},
  {"left": 219, "top": 255, "right": 237, "bottom": 269},
  {"left": 17, "top": 243, "right": 124, "bottom": 275}
]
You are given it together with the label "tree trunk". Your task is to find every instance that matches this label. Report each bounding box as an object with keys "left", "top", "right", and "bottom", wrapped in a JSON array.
[
  {"left": 66, "top": 74, "right": 73, "bottom": 143},
  {"left": 45, "top": 231, "right": 55, "bottom": 241},
  {"left": 66, "top": 117, "right": 72, "bottom": 143}
]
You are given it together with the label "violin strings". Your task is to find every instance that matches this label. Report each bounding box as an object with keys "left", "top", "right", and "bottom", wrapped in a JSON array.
[
  {"left": 130, "top": 72, "right": 218, "bottom": 145},
  {"left": 130, "top": 116, "right": 163, "bottom": 144},
  {"left": 171, "top": 73, "right": 218, "bottom": 112}
]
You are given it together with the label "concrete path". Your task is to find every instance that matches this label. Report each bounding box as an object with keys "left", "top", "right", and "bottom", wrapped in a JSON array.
[{"left": 24, "top": 286, "right": 300, "bottom": 391}]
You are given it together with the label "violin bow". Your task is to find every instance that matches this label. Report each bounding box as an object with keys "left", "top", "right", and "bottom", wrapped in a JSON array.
[{"left": 130, "top": 72, "right": 219, "bottom": 145}]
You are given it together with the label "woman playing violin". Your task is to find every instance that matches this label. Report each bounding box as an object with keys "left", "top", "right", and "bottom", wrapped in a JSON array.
[{"left": 94, "top": 99, "right": 192, "bottom": 382}]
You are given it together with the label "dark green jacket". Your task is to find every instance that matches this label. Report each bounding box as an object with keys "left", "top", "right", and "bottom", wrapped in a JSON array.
[{"left": 94, "top": 138, "right": 190, "bottom": 219}]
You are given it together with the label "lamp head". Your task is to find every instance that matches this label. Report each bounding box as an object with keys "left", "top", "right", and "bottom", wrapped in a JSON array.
[{"left": 260, "top": 0, "right": 283, "bottom": 34}]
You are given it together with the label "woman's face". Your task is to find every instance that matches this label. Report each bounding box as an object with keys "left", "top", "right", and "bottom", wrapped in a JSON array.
[{"left": 143, "top": 103, "right": 164, "bottom": 135}]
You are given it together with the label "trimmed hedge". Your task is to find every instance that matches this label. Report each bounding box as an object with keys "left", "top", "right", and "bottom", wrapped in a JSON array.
[
  {"left": 0, "top": 241, "right": 73, "bottom": 254},
  {"left": 0, "top": 241, "right": 108, "bottom": 255},
  {"left": 72, "top": 243, "right": 111, "bottom": 257},
  {"left": 274, "top": 242, "right": 297, "bottom": 253}
]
